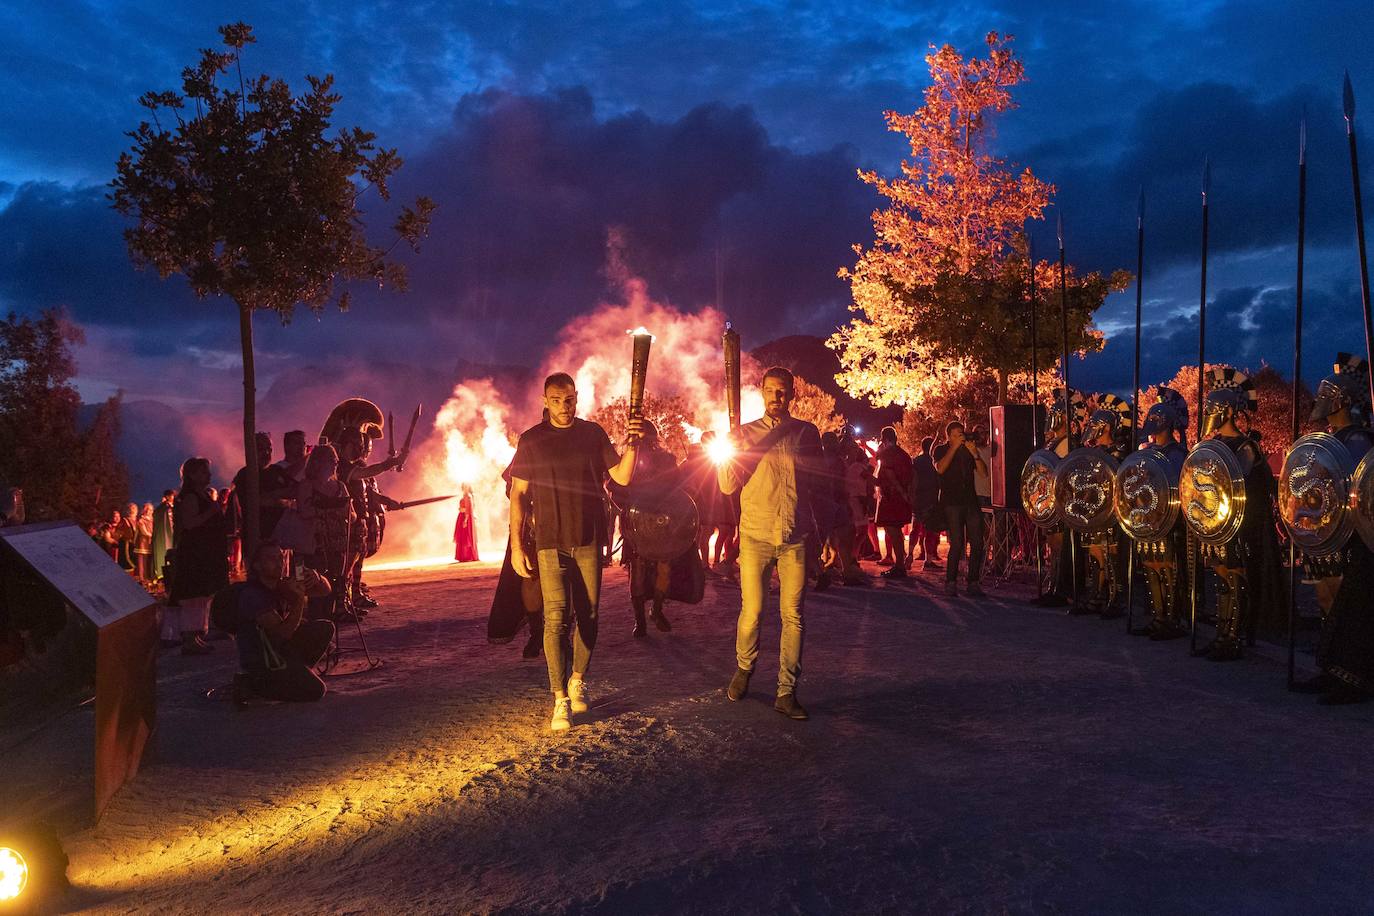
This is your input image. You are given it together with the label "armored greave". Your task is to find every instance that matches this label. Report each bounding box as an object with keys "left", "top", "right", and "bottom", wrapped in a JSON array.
[
  {"left": 1204, "top": 542, "right": 1248, "bottom": 648},
  {"left": 1139, "top": 539, "right": 1183, "bottom": 629},
  {"left": 1082, "top": 533, "right": 1120, "bottom": 611}
]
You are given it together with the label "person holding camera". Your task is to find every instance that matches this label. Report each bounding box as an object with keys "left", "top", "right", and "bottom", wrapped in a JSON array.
[
  {"left": 932, "top": 421, "right": 988, "bottom": 597},
  {"left": 231, "top": 541, "right": 336, "bottom": 703}
]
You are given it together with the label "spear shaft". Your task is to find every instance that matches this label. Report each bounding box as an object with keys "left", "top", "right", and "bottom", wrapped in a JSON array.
[
  {"left": 1133, "top": 190, "right": 1144, "bottom": 439},
  {"left": 1127, "top": 190, "right": 1145, "bottom": 635},
  {"left": 1345, "top": 74, "right": 1374, "bottom": 414},
  {"left": 1029, "top": 231, "right": 1042, "bottom": 598},
  {"left": 1058, "top": 214, "right": 1076, "bottom": 607},
  {"left": 1289, "top": 117, "right": 1307, "bottom": 688},
  {"left": 1058, "top": 215, "right": 1070, "bottom": 430},
  {"left": 1191, "top": 159, "right": 1210, "bottom": 654},
  {"left": 1029, "top": 233, "right": 1039, "bottom": 447}
]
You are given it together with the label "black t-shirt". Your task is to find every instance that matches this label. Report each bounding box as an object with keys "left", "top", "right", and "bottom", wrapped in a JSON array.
[
  {"left": 933, "top": 442, "right": 979, "bottom": 508},
  {"left": 232, "top": 463, "right": 294, "bottom": 537},
  {"left": 509, "top": 419, "right": 617, "bottom": 550}
]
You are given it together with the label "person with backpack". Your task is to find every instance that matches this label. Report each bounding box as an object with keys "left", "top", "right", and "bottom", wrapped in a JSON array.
[{"left": 219, "top": 541, "right": 335, "bottom": 703}]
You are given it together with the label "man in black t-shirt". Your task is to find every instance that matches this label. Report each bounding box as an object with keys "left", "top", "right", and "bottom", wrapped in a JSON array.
[
  {"left": 510, "top": 372, "right": 642, "bottom": 733},
  {"left": 932, "top": 420, "right": 988, "bottom": 597}
]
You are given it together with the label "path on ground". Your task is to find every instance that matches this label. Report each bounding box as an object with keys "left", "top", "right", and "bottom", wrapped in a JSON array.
[{"left": 33, "top": 561, "right": 1374, "bottom": 913}]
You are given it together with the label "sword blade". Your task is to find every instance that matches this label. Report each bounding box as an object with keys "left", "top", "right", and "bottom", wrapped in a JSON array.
[
  {"left": 396, "top": 494, "right": 455, "bottom": 510},
  {"left": 398, "top": 404, "right": 422, "bottom": 471}
]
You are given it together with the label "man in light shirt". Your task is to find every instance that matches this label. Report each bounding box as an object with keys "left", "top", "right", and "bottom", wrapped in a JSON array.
[{"left": 718, "top": 367, "right": 822, "bottom": 720}]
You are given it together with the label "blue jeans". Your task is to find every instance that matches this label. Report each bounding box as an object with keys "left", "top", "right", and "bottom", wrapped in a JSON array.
[
  {"left": 737, "top": 535, "right": 806, "bottom": 693},
  {"left": 536, "top": 546, "right": 601, "bottom": 694},
  {"left": 945, "top": 505, "right": 984, "bottom": 584}
]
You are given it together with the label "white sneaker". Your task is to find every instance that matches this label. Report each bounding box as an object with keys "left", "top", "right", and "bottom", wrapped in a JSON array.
[
  {"left": 568, "top": 678, "right": 589, "bottom": 714},
  {"left": 550, "top": 697, "right": 571, "bottom": 732}
]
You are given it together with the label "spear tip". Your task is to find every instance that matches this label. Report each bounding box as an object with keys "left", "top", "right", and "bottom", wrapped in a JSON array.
[
  {"left": 1345, "top": 71, "right": 1355, "bottom": 126},
  {"left": 1299, "top": 111, "right": 1307, "bottom": 165},
  {"left": 1137, "top": 187, "right": 1145, "bottom": 225},
  {"left": 1202, "top": 156, "right": 1211, "bottom": 199},
  {"left": 1056, "top": 212, "right": 1064, "bottom": 249}
]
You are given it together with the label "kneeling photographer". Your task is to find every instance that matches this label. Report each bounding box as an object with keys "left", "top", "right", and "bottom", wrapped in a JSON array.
[{"left": 224, "top": 541, "right": 335, "bottom": 702}]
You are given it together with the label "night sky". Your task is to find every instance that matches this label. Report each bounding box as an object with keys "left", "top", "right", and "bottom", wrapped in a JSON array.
[{"left": 4, "top": 0, "right": 1374, "bottom": 412}]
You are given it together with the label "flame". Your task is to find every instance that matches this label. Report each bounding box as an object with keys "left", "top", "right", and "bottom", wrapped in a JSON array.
[
  {"left": 374, "top": 276, "right": 766, "bottom": 566},
  {"left": 706, "top": 437, "right": 736, "bottom": 465}
]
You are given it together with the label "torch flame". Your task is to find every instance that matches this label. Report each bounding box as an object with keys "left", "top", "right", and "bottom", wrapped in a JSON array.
[{"left": 706, "top": 437, "right": 736, "bottom": 465}]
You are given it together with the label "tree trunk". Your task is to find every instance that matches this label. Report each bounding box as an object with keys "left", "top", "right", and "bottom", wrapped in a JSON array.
[
  {"left": 238, "top": 303, "right": 260, "bottom": 569},
  {"left": 997, "top": 367, "right": 1009, "bottom": 406}
]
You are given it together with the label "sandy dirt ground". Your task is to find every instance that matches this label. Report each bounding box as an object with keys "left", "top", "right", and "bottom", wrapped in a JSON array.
[{"left": 10, "top": 555, "right": 1374, "bottom": 914}]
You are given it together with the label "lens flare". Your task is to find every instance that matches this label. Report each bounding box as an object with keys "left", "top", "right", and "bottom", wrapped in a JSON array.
[
  {"left": 0, "top": 847, "right": 28, "bottom": 901},
  {"left": 706, "top": 438, "right": 736, "bottom": 465}
]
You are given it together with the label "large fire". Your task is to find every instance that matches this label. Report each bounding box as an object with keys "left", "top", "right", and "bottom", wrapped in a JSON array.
[{"left": 375, "top": 277, "right": 764, "bottom": 566}]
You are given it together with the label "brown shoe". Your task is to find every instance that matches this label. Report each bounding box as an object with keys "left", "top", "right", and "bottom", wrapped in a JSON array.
[
  {"left": 727, "top": 667, "right": 751, "bottom": 701},
  {"left": 774, "top": 692, "right": 809, "bottom": 720}
]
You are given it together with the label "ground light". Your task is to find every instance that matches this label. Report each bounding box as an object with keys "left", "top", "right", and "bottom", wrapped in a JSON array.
[
  {"left": 0, "top": 825, "right": 67, "bottom": 912},
  {"left": 0, "top": 849, "right": 26, "bottom": 903}
]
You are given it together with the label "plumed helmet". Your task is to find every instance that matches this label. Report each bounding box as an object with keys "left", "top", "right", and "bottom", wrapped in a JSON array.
[
  {"left": 1087, "top": 393, "right": 1132, "bottom": 445},
  {"left": 1045, "top": 387, "right": 1087, "bottom": 440},
  {"left": 319, "top": 398, "right": 386, "bottom": 448},
  {"left": 1310, "top": 352, "right": 1370, "bottom": 424},
  {"left": 1201, "top": 367, "right": 1257, "bottom": 438},
  {"left": 1141, "top": 386, "right": 1188, "bottom": 438}
]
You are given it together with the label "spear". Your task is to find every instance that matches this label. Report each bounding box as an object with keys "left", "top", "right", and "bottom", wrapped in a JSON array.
[
  {"left": 1133, "top": 189, "right": 1144, "bottom": 442},
  {"left": 1058, "top": 212, "right": 1077, "bottom": 607},
  {"left": 1029, "top": 230, "right": 1038, "bottom": 447},
  {"left": 1057, "top": 213, "right": 1070, "bottom": 431},
  {"left": 1028, "top": 229, "right": 1043, "bottom": 598},
  {"left": 1289, "top": 114, "right": 1307, "bottom": 689},
  {"left": 1345, "top": 73, "right": 1374, "bottom": 415},
  {"left": 1191, "top": 157, "right": 1211, "bottom": 654},
  {"left": 1127, "top": 189, "right": 1145, "bottom": 635}
]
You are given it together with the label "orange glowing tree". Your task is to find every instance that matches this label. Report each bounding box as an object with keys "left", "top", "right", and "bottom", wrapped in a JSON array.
[
  {"left": 831, "top": 32, "right": 1127, "bottom": 411},
  {"left": 112, "top": 23, "right": 433, "bottom": 557}
]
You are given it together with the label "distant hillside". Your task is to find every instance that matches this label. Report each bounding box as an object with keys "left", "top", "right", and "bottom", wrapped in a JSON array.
[{"left": 750, "top": 335, "right": 900, "bottom": 430}]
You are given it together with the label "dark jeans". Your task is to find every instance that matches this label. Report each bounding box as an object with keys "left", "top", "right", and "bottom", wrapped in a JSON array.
[
  {"left": 536, "top": 545, "right": 602, "bottom": 694},
  {"left": 248, "top": 619, "right": 335, "bottom": 702},
  {"left": 945, "top": 504, "right": 984, "bottom": 584}
]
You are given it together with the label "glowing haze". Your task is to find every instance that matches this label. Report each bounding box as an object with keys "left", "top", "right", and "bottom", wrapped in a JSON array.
[{"left": 377, "top": 269, "right": 764, "bottom": 566}]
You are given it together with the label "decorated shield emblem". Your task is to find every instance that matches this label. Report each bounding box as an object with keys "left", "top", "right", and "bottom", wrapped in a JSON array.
[
  {"left": 1114, "top": 448, "right": 1181, "bottom": 542},
  {"left": 1021, "top": 449, "right": 1062, "bottom": 529},
  {"left": 1053, "top": 447, "right": 1120, "bottom": 533},
  {"left": 1180, "top": 439, "right": 1248, "bottom": 545},
  {"left": 1350, "top": 449, "right": 1374, "bottom": 552},
  {"left": 1278, "top": 432, "right": 1357, "bottom": 556}
]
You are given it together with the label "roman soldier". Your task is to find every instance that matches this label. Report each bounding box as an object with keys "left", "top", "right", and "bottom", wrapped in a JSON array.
[
  {"left": 1072, "top": 393, "right": 1133, "bottom": 617},
  {"left": 1294, "top": 353, "right": 1374, "bottom": 703},
  {"left": 1122, "top": 387, "right": 1191, "bottom": 640},
  {"left": 1187, "top": 367, "right": 1286, "bottom": 661},
  {"left": 1031, "top": 387, "right": 1086, "bottom": 608},
  {"left": 319, "top": 399, "right": 404, "bottom": 615}
]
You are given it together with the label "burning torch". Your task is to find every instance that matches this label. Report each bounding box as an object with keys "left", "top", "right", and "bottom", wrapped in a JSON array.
[
  {"left": 713, "top": 321, "right": 742, "bottom": 466},
  {"left": 723, "top": 321, "right": 741, "bottom": 432},
  {"left": 628, "top": 327, "right": 654, "bottom": 441}
]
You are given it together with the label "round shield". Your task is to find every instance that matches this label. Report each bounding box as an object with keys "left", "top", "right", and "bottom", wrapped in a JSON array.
[
  {"left": 1278, "top": 432, "right": 1358, "bottom": 556},
  {"left": 1114, "top": 448, "right": 1181, "bottom": 542},
  {"left": 1053, "top": 447, "right": 1120, "bottom": 533},
  {"left": 1350, "top": 449, "right": 1374, "bottom": 552},
  {"left": 624, "top": 487, "right": 699, "bottom": 561},
  {"left": 1179, "top": 439, "right": 1248, "bottom": 545},
  {"left": 1020, "top": 449, "right": 1062, "bottom": 529}
]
